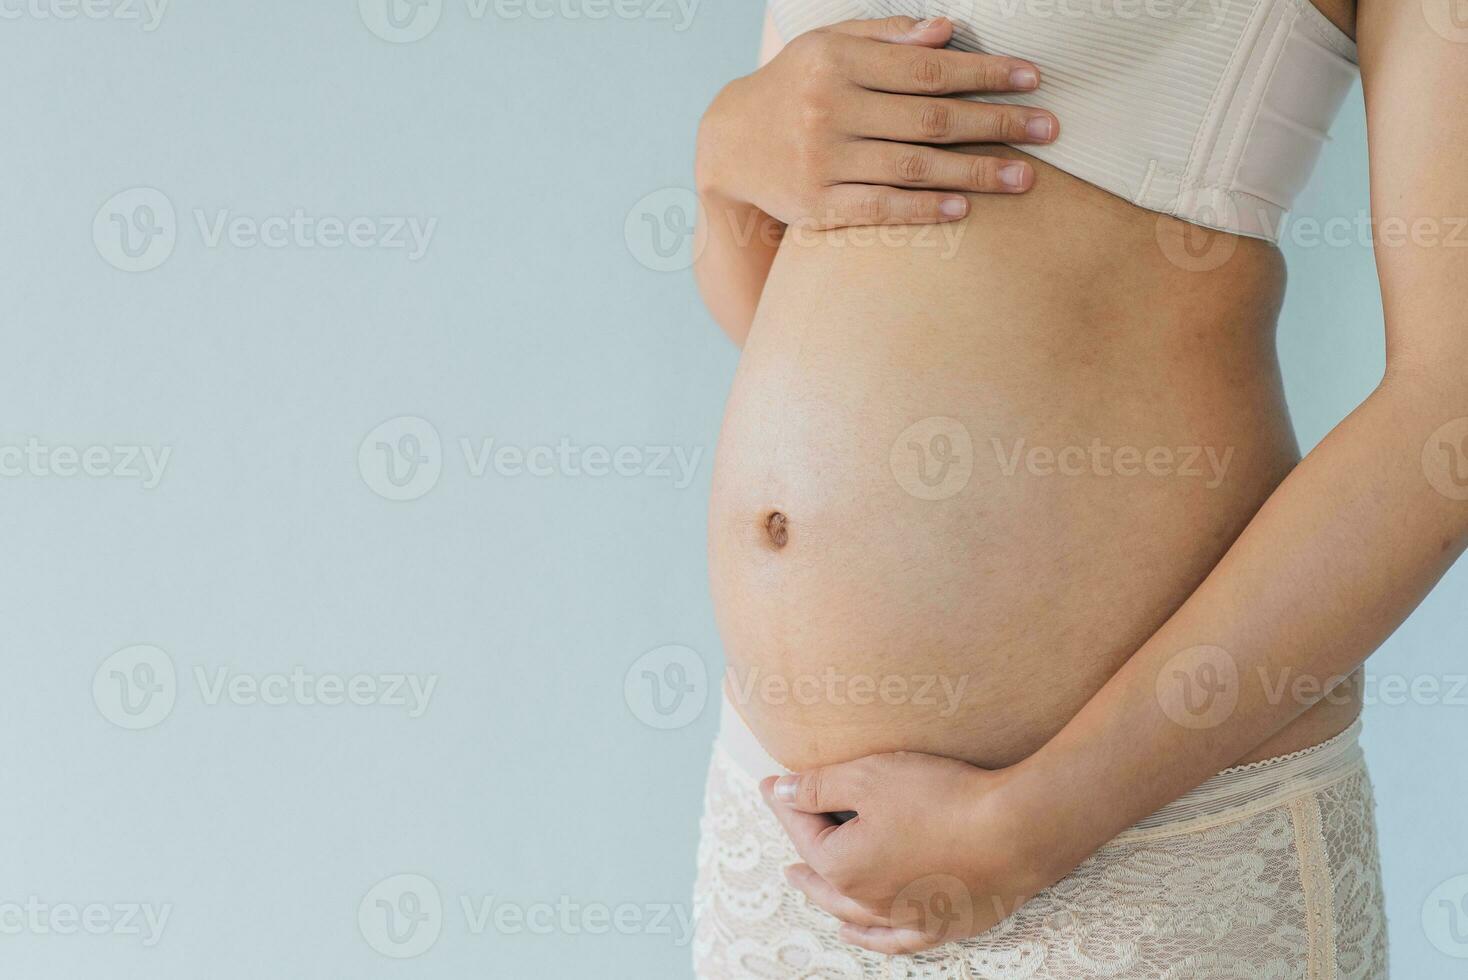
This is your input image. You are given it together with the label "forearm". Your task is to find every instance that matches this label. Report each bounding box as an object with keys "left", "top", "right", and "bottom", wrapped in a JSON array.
[
  {"left": 1025, "top": 367, "right": 1468, "bottom": 871},
  {"left": 691, "top": 86, "right": 784, "bottom": 348},
  {"left": 692, "top": 182, "right": 782, "bottom": 348}
]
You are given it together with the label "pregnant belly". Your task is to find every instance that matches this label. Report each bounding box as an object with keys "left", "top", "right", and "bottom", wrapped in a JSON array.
[{"left": 707, "top": 162, "right": 1317, "bottom": 771}]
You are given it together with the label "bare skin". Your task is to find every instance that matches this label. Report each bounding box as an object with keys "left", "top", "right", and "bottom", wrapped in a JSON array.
[
  {"left": 695, "top": 0, "right": 1468, "bottom": 956},
  {"left": 701, "top": 4, "right": 1361, "bottom": 775},
  {"left": 695, "top": 16, "right": 1059, "bottom": 343}
]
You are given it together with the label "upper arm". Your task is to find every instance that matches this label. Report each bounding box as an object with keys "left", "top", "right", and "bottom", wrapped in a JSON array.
[
  {"left": 760, "top": 7, "right": 786, "bottom": 67},
  {"left": 1358, "top": 1, "right": 1468, "bottom": 375}
]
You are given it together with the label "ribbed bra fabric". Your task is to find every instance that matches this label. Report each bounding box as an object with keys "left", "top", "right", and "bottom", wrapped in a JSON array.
[{"left": 767, "top": 0, "right": 1359, "bottom": 241}]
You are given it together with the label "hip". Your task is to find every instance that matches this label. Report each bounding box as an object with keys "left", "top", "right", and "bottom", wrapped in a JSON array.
[{"left": 692, "top": 695, "right": 1388, "bottom": 979}]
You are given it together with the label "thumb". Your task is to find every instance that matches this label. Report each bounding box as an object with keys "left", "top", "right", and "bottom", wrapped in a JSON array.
[
  {"left": 771, "top": 762, "right": 866, "bottom": 814},
  {"left": 822, "top": 15, "right": 955, "bottom": 47}
]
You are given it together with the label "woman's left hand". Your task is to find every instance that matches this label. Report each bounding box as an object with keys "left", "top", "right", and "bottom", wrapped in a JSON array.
[{"left": 760, "top": 751, "right": 1078, "bottom": 955}]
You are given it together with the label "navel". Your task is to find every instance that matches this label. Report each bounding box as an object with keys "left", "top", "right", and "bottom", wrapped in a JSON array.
[{"left": 764, "top": 511, "right": 789, "bottom": 550}]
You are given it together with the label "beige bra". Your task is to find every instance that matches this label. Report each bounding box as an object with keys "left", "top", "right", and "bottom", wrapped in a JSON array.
[{"left": 768, "top": 0, "right": 1359, "bottom": 241}]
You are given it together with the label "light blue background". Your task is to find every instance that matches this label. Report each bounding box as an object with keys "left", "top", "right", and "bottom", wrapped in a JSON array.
[{"left": 0, "top": 2, "right": 1462, "bottom": 978}]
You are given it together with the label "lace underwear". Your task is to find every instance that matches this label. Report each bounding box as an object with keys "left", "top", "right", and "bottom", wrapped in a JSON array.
[{"left": 693, "top": 697, "right": 1388, "bottom": 978}]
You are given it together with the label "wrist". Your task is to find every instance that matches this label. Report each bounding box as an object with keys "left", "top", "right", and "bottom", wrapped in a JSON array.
[
  {"left": 695, "top": 80, "right": 750, "bottom": 205},
  {"left": 993, "top": 755, "right": 1107, "bottom": 888},
  {"left": 695, "top": 103, "right": 785, "bottom": 254}
]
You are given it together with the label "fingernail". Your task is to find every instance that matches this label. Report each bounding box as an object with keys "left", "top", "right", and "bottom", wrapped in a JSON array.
[
  {"left": 913, "top": 17, "right": 938, "bottom": 30},
  {"left": 1000, "top": 164, "right": 1028, "bottom": 190},
  {"left": 1026, "top": 116, "right": 1055, "bottom": 141},
  {"left": 1010, "top": 66, "right": 1039, "bottom": 89},
  {"left": 940, "top": 196, "right": 969, "bottom": 217},
  {"left": 774, "top": 776, "right": 798, "bottom": 802}
]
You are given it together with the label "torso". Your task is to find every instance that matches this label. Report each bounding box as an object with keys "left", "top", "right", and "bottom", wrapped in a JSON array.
[{"left": 709, "top": 0, "right": 1361, "bottom": 773}]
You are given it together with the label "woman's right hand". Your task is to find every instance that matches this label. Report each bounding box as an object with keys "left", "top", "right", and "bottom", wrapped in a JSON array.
[{"left": 696, "top": 16, "right": 1059, "bottom": 229}]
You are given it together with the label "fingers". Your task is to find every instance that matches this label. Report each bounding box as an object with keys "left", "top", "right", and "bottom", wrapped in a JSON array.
[
  {"left": 845, "top": 92, "right": 1058, "bottom": 146},
  {"left": 837, "top": 141, "right": 1034, "bottom": 194},
  {"left": 783, "top": 864, "right": 887, "bottom": 928},
  {"left": 805, "top": 184, "right": 970, "bottom": 227},
  {"left": 847, "top": 43, "right": 1041, "bottom": 96},
  {"left": 771, "top": 761, "right": 871, "bottom": 814},
  {"left": 760, "top": 777, "right": 845, "bottom": 863},
  {"left": 822, "top": 15, "right": 954, "bottom": 47},
  {"left": 839, "top": 922, "right": 938, "bottom": 955}
]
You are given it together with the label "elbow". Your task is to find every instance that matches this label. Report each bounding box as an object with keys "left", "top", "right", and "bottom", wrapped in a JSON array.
[
  {"left": 693, "top": 249, "right": 757, "bottom": 349},
  {"left": 718, "top": 321, "right": 751, "bottom": 349},
  {"left": 699, "top": 288, "right": 753, "bottom": 349},
  {"left": 1380, "top": 356, "right": 1468, "bottom": 406}
]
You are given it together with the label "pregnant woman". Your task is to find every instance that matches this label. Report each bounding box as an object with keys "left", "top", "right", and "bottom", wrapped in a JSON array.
[{"left": 692, "top": 2, "right": 1466, "bottom": 977}]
